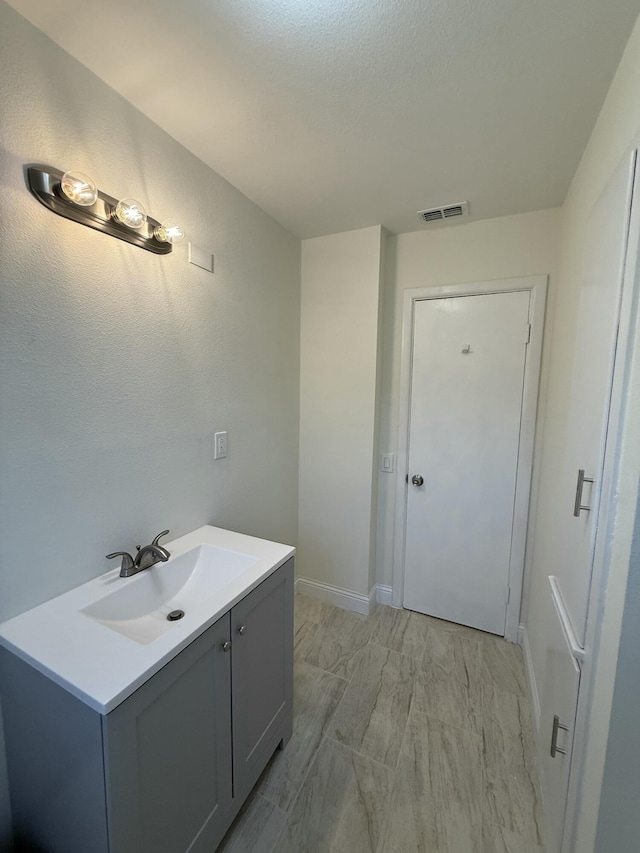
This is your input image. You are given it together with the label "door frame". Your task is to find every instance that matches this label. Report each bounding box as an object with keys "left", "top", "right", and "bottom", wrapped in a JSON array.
[{"left": 392, "top": 274, "right": 548, "bottom": 642}]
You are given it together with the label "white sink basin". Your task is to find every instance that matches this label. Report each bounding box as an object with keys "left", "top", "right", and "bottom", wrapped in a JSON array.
[
  {"left": 0, "top": 525, "right": 294, "bottom": 713},
  {"left": 81, "top": 544, "right": 258, "bottom": 644}
]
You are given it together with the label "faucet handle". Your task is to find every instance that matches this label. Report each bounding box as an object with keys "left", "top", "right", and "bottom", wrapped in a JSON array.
[
  {"left": 106, "top": 551, "right": 135, "bottom": 574},
  {"left": 151, "top": 530, "right": 170, "bottom": 546}
]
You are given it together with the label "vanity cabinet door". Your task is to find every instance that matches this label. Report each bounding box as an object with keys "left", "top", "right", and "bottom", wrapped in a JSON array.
[
  {"left": 231, "top": 558, "right": 294, "bottom": 802},
  {"left": 103, "top": 614, "right": 233, "bottom": 853}
]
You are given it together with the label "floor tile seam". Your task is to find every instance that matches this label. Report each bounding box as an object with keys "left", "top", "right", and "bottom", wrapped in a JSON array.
[
  {"left": 255, "top": 786, "right": 281, "bottom": 815},
  {"left": 324, "top": 733, "right": 402, "bottom": 774},
  {"left": 368, "top": 637, "right": 426, "bottom": 665},
  {"left": 371, "top": 743, "right": 403, "bottom": 853},
  {"left": 410, "top": 693, "right": 483, "bottom": 738},
  {"left": 418, "top": 657, "right": 485, "bottom": 697},
  {"left": 329, "top": 643, "right": 417, "bottom": 764},
  {"left": 297, "top": 658, "right": 349, "bottom": 686},
  {"left": 365, "top": 639, "right": 423, "bottom": 684},
  {"left": 368, "top": 708, "right": 418, "bottom": 853},
  {"left": 301, "top": 647, "right": 354, "bottom": 681},
  {"left": 420, "top": 633, "right": 484, "bottom": 674},
  {"left": 255, "top": 789, "right": 288, "bottom": 824},
  {"left": 276, "top": 730, "right": 330, "bottom": 829},
  {"left": 416, "top": 632, "right": 430, "bottom": 663},
  {"left": 268, "top": 799, "right": 290, "bottom": 853},
  {"left": 407, "top": 700, "right": 484, "bottom": 743},
  {"left": 272, "top": 730, "right": 398, "bottom": 847},
  {"left": 328, "top": 643, "right": 415, "bottom": 740},
  {"left": 480, "top": 673, "right": 527, "bottom": 698},
  {"left": 261, "top": 672, "right": 349, "bottom": 817}
]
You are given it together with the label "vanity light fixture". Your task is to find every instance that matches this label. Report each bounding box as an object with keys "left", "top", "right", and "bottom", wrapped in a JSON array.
[
  {"left": 154, "top": 220, "right": 186, "bottom": 245},
  {"left": 113, "top": 197, "right": 147, "bottom": 230},
  {"left": 60, "top": 171, "right": 99, "bottom": 206},
  {"left": 26, "top": 164, "right": 185, "bottom": 255}
]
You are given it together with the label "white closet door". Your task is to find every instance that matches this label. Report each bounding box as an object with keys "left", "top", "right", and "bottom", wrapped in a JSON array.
[
  {"left": 543, "top": 152, "right": 636, "bottom": 646},
  {"left": 538, "top": 581, "right": 581, "bottom": 853}
]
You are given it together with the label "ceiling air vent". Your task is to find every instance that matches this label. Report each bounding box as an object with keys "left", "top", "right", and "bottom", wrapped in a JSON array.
[{"left": 417, "top": 201, "right": 469, "bottom": 224}]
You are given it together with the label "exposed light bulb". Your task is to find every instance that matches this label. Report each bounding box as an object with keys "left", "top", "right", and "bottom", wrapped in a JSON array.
[
  {"left": 154, "top": 220, "right": 186, "bottom": 244},
  {"left": 60, "top": 171, "right": 98, "bottom": 206},
  {"left": 113, "top": 198, "right": 147, "bottom": 230}
]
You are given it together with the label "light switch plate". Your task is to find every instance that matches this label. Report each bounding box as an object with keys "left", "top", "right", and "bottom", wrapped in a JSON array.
[
  {"left": 381, "top": 453, "right": 395, "bottom": 473},
  {"left": 214, "top": 431, "right": 227, "bottom": 459}
]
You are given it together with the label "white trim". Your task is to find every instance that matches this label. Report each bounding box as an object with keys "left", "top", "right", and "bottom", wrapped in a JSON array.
[
  {"left": 294, "top": 576, "right": 374, "bottom": 615},
  {"left": 367, "top": 584, "right": 377, "bottom": 613},
  {"left": 392, "top": 274, "right": 548, "bottom": 643},
  {"left": 549, "top": 577, "right": 586, "bottom": 664},
  {"left": 519, "top": 623, "right": 541, "bottom": 732},
  {"left": 293, "top": 579, "right": 396, "bottom": 614},
  {"left": 376, "top": 585, "right": 394, "bottom": 606}
]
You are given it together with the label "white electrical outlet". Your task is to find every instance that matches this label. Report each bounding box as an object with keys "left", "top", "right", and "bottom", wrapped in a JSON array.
[{"left": 214, "top": 431, "right": 228, "bottom": 459}]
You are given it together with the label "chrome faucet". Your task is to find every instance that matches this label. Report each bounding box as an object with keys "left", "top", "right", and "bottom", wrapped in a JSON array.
[{"left": 106, "top": 530, "right": 171, "bottom": 578}]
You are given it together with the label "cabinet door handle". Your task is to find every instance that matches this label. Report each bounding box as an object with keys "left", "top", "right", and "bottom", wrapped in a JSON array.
[
  {"left": 238, "top": 625, "right": 247, "bottom": 635},
  {"left": 222, "top": 641, "right": 232, "bottom": 652},
  {"left": 573, "top": 469, "right": 594, "bottom": 517},
  {"left": 550, "top": 714, "right": 569, "bottom": 758}
]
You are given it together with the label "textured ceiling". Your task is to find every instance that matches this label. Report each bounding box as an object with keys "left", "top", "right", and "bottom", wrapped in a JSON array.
[{"left": 6, "top": 0, "right": 640, "bottom": 237}]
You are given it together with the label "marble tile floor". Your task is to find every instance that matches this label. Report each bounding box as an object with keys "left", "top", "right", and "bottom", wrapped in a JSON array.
[{"left": 218, "top": 595, "right": 545, "bottom": 853}]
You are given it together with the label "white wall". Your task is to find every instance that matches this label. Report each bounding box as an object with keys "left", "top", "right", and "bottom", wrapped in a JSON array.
[
  {"left": 0, "top": 3, "right": 300, "bottom": 846},
  {"left": 523, "top": 11, "right": 640, "bottom": 851},
  {"left": 377, "top": 209, "right": 561, "bottom": 592},
  {"left": 298, "top": 226, "right": 384, "bottom": 599}
]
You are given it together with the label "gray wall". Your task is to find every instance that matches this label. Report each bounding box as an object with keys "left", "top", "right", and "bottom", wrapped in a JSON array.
[
  {"left": 0, "top": 3, "right": 300, "bottom": 845},
  {"left": 595, "top": 480, "right": 640, "bottom": 853}
]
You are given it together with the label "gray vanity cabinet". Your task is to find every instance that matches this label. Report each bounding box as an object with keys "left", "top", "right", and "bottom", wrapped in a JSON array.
[
  {"left": 0, "top": 557, "right": 294, "bottom": 853},
  {"left": 231, "top": 560, "right": 294, "bottom": 802},
  {"left": 103, "top": 613, "right": 233, "bottom": 853}
]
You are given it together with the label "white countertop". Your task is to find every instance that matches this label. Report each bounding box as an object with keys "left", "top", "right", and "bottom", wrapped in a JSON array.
[{"left": 0, "top": 526, "right": 294, "bottom": 714}]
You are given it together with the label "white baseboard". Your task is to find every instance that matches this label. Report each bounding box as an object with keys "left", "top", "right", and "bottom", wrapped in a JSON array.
[
  {"left": 294, "top": 576, "right": 374, "bottom": 615},
  {"left": 519, "top": 623, "right": 541, "bottom": 731},
  {"left": 376, "top": 585, "right": 394, "bottom": 606},
  {"left": 294, "top": 578, "right": 398, "bottom": 615}
]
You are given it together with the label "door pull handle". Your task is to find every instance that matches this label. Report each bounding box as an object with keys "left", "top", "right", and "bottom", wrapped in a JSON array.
[
  {"left": 573, "top": 469, "right": 594, "bottom": 517},
  {"left": 550, "top": 714, "right": 569, "bottom": 758}
]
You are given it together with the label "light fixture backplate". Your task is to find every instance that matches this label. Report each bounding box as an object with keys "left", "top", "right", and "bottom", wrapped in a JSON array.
[{"left": 26, "top": 165, "right": 172, "bottom": 255}]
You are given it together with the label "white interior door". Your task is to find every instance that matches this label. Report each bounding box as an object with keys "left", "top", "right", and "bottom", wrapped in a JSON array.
[{"left": 403, "top": 290, "right": 530, "bottom": 635}]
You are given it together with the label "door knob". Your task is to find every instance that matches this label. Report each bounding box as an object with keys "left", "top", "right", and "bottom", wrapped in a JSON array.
[
  {"left": 222, "top": 641, "right": 232, "bottom": 652},
  {"left": 238, "top": 625, "right": 247, "bottom": 635},
  {"left": 411, "top": 475, "right": 424, "bottom": 487}
]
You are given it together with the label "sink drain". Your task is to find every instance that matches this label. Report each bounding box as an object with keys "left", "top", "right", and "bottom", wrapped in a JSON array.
[{"left": 167, "top": 609, "right": 185, "bottom": 622}]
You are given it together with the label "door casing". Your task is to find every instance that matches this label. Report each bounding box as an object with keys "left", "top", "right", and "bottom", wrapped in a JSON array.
[{"left": 392, "top": 274, "right": 547, "bottom": 642}]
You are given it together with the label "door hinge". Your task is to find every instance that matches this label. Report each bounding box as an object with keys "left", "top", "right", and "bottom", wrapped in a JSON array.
[
  {"left": 525, "top": 323, "right": 531, "bottom": 344},
  {"left": 506, "top": 586, "right": 511, "bottom": 605}
]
